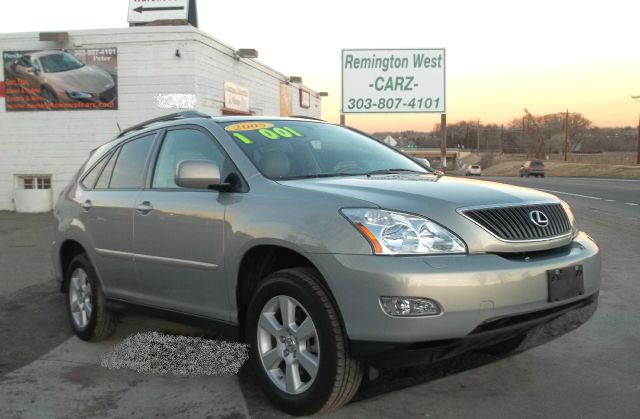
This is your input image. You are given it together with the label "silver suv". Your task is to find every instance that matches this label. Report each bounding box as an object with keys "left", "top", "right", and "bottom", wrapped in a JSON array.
[{"left": 52, "top": 112, "right": 601, "bottom": 415}]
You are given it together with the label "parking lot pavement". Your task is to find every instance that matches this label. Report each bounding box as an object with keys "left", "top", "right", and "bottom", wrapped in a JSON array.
[{"left": 1, "top": 188, "right": 639, "bottom": 418}]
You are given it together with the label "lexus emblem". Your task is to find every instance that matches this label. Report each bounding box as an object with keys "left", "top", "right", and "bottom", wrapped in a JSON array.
[{"left": 529, "top": 210, "right": 549, "bottom": 227}]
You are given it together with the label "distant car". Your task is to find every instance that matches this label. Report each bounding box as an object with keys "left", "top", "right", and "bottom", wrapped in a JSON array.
[
  {"left": 7, "top": 50, "right": 116, "bottom": 104},
  {"left": 466, "top": 164, "right": 482, "bottom": 176},
  {"left": 520, "top": 160, "right": 545, "bottom": 178}
]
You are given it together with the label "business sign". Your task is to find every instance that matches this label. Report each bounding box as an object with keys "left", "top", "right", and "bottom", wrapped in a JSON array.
[
  {"left": 128, "top": 0, "right": 189, "bottom": 23},
  {"left": 2, "top": 48, "right": 118, "bottom": 111},
  {"left": 341, "top": 48, "right": 445, "bottom": 114},
  {"left": 224, "top": 81, "right": 250, "bottom": 113}
]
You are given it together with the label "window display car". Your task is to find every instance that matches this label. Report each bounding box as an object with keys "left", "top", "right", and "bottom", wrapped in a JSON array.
[
  {"left": 7, "top": 50, "right": 115, "bottom": 104},
  {"left": 52, "top": 112, "right": 600, "bottom": 416}
]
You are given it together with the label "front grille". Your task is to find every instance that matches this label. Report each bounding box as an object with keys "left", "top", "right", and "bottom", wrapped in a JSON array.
[{"left": 461, "top": 203, "right": 571, "bottom": 241}]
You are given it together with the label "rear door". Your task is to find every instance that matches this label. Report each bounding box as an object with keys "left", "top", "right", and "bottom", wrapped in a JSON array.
[
  {"left": 78, "top": 133, "right": 157, "bottom": 300},
  {"left": 132, "top": 126, "right": 231, "bottom": 320}
]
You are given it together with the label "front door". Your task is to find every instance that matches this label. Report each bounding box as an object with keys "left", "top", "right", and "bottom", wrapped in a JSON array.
[{"left": 133, "top": 127, "right": 230, "bottom": 320}]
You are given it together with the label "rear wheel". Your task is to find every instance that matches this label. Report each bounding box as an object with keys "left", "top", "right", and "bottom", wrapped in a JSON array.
[
  {"left": 245, "top": 268, "right": 363, "bottom": 416},
  {"left": 65, "top": 254, "right": 117, "bottom": 341}
]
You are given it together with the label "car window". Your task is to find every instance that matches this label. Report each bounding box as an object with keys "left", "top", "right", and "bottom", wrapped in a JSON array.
[
  {"left": 152, "top": 129, "right": 226, "bottom": 189},
  {"left": 109, "top": 135, "right": 155, "bottom": 189},
  {"left": 39, "top": 52, "right": 84, "bottom": 73},
  {"left": 221, "top": 121, "right": 426, "bottom": 180},
  {"left": 94, "top": 149, "right": 119, "bottom": 189},
  {"left": 30, "top": 58, "right": 41, "bottom": 72},
  {"left": 81, "top": 155, "right": 110, "bottom": 189}
]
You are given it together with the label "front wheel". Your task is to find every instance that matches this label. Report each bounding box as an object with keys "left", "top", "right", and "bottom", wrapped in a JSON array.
[
  {"left": 65, "top": 254, "right": 117, "bottom": 341},
  {"left": 245, "top": 268, "right": 363, "bottom": 416}
]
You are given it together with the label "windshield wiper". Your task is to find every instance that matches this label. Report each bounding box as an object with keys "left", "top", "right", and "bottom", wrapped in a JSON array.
[
  {"left": 279, "top": 172, "right": 364, "bottom": 180},
  {"left": 365, "top": 168, "right": 426, "bottom": 177}
]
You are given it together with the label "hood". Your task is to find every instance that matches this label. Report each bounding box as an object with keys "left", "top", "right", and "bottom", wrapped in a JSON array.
[
  {"left": 278, "top": 174, "right": 571, "bottom": 253},
  {"left": 43, "top": 65, "right": 114, "bottom": 94}
]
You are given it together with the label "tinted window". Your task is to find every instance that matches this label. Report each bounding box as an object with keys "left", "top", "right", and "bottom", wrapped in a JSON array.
[
  {"left": 81, "top": 155, "right": 109, "bottom": 189},
  {"left": 153, "top": 129, "right": 226, "bottom": 189},
  {"left": 94, "top": 149, "right": 119, "bottom": 189},
  {"left": 109, "top": 135, "right": 155, "bottom": 189}
]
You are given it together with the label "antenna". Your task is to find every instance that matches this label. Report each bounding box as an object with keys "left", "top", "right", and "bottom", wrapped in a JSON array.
[{"left": 116, "top": 122, "right": 122, "bottom": 132}]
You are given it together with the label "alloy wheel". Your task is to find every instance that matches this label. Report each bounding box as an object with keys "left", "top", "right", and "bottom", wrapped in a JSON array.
[{"left": 257, "top": 295, "right": 320, "bottom": 395}]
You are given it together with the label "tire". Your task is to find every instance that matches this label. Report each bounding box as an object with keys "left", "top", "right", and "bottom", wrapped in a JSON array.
[
  {"left": 245, "top": 267, "right": 363, "bottom": 416},
  {"left": 526, "top": 174, "right": 530, "bottom": 178},
  {"left": 541, "top": 174, "right": 545, "bottom": 178},
  {"left": 64, "top": 254, "right": 117, "bottom": 341}
]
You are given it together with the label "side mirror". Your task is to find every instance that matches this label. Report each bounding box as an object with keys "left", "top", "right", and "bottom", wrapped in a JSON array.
[{"left": 175, "top": 160, "right": 224, "bottom": 190}]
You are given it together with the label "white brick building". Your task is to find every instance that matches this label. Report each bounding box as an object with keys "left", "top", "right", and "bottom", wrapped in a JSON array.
[{"left": 0, "top": 26, "right": 321, "bottom": 212}]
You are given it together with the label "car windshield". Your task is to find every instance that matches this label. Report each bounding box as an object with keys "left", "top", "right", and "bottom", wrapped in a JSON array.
[
  {"left": 221, "top": 120, "right": 430, "bottom": 180},
  {"left": 39, "top": 53, "right": 84, "bottom": 73}
]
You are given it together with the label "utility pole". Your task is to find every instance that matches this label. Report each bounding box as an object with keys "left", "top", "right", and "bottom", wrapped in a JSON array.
[
  {"left": 564, "top": 109, "right": 569, "bottom": 161},
  {"left": 476, "top": 125, "right": 480, "bottom": 153},
  {"left": 499, "top": 125, "right": 504, "bottom": 154},
  {"left": 633, "top": 96, "right": 640, "bottom": 164},
  {"left": 440, "top": 114, "right": 447, "bottom": 170},
  {"left": 340, "top": 114, "right": 345, "bottom": 126}
]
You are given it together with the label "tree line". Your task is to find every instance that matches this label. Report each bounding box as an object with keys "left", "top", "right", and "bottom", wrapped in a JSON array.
[{"left": 372, "top": 112, "right": 637, "bottom": 155}]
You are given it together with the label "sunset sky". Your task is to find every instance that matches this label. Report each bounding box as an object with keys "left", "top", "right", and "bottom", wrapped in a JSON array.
[{"left": 3, "top": 0, "right": 639, "bottom": 132}]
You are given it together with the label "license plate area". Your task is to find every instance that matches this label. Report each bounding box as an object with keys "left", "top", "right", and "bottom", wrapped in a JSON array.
[{"left": 547, "top": 265, "right": 584, "bottom": 302}]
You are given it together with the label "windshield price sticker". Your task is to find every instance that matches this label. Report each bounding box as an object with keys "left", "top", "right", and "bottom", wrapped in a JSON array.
[
  {"left": 341, "top": 48, "right": 445, "bottom": 114},
  {"left": 225, "top": 122, "right": 273, "bottom": 132},
  {"left": 229, "top": 125, "right": 303, "bottom": 144}
]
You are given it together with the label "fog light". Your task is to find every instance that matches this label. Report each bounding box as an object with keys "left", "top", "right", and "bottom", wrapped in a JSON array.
[{"left": 379, "top": 297, "right": 441, "bottom": 317}]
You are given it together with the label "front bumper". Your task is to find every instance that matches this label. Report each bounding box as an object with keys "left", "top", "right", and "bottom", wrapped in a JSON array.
[
  {"left": 312, "top": 232, "right": 601, "bottom": 344},
  {"left": 352, "top": 291, "right": 597, "bottom": 368}
]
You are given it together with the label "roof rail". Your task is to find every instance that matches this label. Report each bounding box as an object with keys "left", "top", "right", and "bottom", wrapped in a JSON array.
[{"left": 116, "top": 111, "right": 210, "bottom": 139}]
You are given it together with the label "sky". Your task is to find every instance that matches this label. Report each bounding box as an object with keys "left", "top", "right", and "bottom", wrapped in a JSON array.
[{"left": 3, "top": 0, "right": 639, "bottom": 132}]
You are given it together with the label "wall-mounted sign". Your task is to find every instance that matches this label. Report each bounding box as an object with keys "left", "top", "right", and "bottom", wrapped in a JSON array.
[
  {"left": 341, "top": 48, "right": 445, "bottom": 114},
  {"left": 299, "top": 89, "right": 310, "bottom": 109},
  {"left": 2, "top": 48, "right": 118, "bottom": 111},
  {"left": 224, "top": 81, "right": 250, "bottom": 113},
  {"left": 128, "top": 0, "right": 189, "bottom": 23}
]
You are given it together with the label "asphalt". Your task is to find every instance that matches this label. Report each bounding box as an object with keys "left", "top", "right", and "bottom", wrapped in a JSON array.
[{"left": 0, "top": 176, "right": 639, "bottom": 418}]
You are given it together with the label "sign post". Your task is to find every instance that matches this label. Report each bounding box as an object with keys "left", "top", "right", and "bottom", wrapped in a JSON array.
[{"left": 341, "top": 48, "right": 446, "bottom": 163}]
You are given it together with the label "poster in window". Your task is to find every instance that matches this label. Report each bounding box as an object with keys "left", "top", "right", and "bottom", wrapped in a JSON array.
[{"left": 2, "top": 48, "right": 118, "bottom": 111}]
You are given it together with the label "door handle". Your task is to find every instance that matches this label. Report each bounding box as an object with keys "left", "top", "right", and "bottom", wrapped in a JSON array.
[
  {"left": 136, "top": 201, "right": 154, "bottom": 215},
  {"left": 81, "top": 200, "right": 92, "bottom": 210}
]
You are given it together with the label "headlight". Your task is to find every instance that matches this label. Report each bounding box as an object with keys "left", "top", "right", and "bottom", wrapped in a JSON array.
[
  {"left": 341, "top": 208, "right": 467, "bottom": 255},
  {"left": 559, "top": 200, "right": 579, "bottom": 236},
  {"left": 67, "top": 91, "right": 94, "bottom": 99}
]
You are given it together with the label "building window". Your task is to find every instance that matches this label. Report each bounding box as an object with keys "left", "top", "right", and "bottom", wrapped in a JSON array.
[{"left": 19, "top": 175, "right": 51, "bottom": 190}]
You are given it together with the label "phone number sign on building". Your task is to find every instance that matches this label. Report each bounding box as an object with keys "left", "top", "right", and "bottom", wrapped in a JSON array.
[
  {"left": 341, "top": 48, "right": 445, "bottom": 114},
  {"left": 128, "top": 0, "right": 189, "bottom": 23}
]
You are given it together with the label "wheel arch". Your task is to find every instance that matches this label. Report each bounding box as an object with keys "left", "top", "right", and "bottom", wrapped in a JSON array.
[
  {"left": 235, "top": 244, "right": 342, "bottom": 340},
  {"left": 59, "top": 239, "right": 88, "bottom": 292}
]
